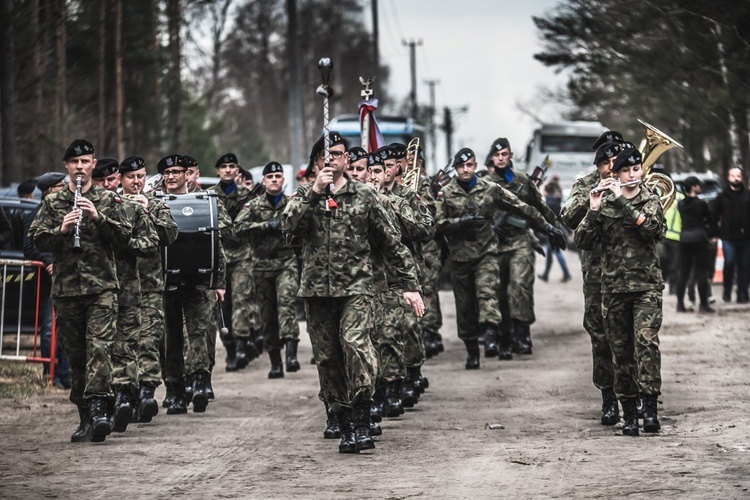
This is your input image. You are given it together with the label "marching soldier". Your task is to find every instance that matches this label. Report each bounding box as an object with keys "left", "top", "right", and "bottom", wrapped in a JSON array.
[
  {"left": 560, "top": 139, "right": 623, "bottom": 426},
  {"left": 486, "top": 138, "right": 560, "bottom": 357},
  {"left": 574, "top": 148, "right": 665, "bottom": 436},
  {"left": 118, "top": 156, "right": 179, "bottom": 422},
  {"left": 235, "top": 161, "right": 302, "bottom": 378},
  {"left": 437, "top": 147, "right": 565, "bottom": 369},
  {"left": 30, "top": 139, "right": 132, "bottom": 443},
  {"left": 184, "top": 155, "right": 203, "bottom": 193}
]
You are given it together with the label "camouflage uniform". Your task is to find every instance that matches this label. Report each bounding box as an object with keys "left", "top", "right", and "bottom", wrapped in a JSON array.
[
  {"left": 437, "top": 176, "right": 548, "bottom": 341},
  {"left": 235, "top": 192, "right": 300, "bottom": 351},
  {"left": 574, "top": 188, "right": 665, "bottom": 400},
  {"left": 560, "top": 170, "right": 614, "bottom": 390},
  {"left": 418, "top": 176, "right": 444, "bottom": 342},
  {"left": 138, "top": 196, "right": 179, "bottom": 387},
  {"left": 29, "top": 185, "right": 131, "bottom": 406},
  {"left": 111, "top": 200, "right": 159, "bottom": 397},
  {"left": 282, "top": 181, "right": 420, "bottom": 413}
]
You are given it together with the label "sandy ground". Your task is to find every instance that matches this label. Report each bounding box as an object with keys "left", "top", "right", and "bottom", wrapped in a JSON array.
[{"left": 1, "top": 252, "right": 749, "bottom": 499}]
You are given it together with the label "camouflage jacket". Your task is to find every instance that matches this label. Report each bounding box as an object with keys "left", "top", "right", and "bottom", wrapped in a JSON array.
[
  {"left": 383, "top": 187, "right": 426, "bottom": 288},
  {"left": 437, "top": 176, "right": 548, "bottom": 262},
  {"left": 574, "top": 188, "right": 665, "bottom": 294},
  {"left": 283, "top": 180, "right": 420, "bottom": 297},
  {"left": 488, "top": 168, "right": 558, "bottom": 252},
  {"left": 561, "top": 170, "right": 602, "bottom": 284},
  {"left": 235, "top": 193, "right": 296, "bottom": 272},
  {"left": 115, "top": 199, "right": 160, "bottom": 306},
  {"left": 29, "top": 185, "right": 132, "bottom": 298},
  {"left": 208, "top": 183, "right": 252, "bottom": 262},
  {"left": 139, "top": 196, "right": 179, "bottom": 293}
]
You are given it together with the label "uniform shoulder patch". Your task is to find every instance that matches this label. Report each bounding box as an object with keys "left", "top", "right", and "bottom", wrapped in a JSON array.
[{"left": 113, "top": 193, "right": 123, "bottom": 203}]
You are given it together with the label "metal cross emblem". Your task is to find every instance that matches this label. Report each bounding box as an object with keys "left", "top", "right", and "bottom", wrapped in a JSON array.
[{"left": 359, "top": 77, "right": 375, "bottom": 99}]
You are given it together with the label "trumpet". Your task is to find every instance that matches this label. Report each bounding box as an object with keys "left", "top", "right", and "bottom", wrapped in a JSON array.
[
  {"left": 72, "top": 174, "right": 83, "bottom": 254},
  {"left": 590, "top": 179, "right": 641, "bottom": 195}
]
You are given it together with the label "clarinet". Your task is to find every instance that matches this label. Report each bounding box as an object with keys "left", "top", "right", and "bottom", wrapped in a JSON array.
[{"left": 72, "top": 174, "right": 83, "bottom": 254}]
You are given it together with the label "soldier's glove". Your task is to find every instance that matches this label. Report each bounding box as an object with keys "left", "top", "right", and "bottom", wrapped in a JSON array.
[
  {"left": 545, "top": 223, "right": 567, "bottom": 251},
  {"left": 492, "top": 220, "right": 510, "bottom": 242},
  {"left": 459, "top": 214, "right": 487, "bottom": 231},
  {"left": 267, "top": 220, "right": 282, "bottom": 231}
]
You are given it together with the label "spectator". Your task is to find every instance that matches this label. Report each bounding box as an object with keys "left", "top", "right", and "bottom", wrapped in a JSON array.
[
  {"left": 660, "top": 184, "right": 684, "bottom": 295},
  {"left": 17, "top": 179, "right": 37, "bottom": 199},
  {"left": 711, "top": 167, "right": 750, "bottom": 303},
  {"left": 538, "top": 182, "right": 572, "bottom": 283}
]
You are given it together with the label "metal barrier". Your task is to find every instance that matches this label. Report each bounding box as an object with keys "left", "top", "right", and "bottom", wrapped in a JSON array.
[{"left": 0, "top": 258, "right": 56, "bottom": 385}]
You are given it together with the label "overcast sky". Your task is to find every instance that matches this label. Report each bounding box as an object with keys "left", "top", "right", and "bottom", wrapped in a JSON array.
[{"left": 372, "top": 0, "right": 569, "bottom": 167}]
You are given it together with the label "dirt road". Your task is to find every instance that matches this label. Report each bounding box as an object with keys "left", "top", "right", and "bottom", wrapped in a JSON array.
[{"left": 1, "top": 253, "right": 749, "bottom": 499}]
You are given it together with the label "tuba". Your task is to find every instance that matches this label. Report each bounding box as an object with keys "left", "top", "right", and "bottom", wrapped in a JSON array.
[
  {"left": 638, "top": 119, "right": 682, "bottom": 211},
  {"left": 401, "top": 137, "right": 421, "bottom": 192}
]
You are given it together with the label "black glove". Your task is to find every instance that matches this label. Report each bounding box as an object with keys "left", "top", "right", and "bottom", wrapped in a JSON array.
[
  {"left": 459, "top": 214, "right": 487, "bottom": 231},
  {"left": 545, "top": 223, "right": 567, "bottom": 251},
  {"left": 492, "top": 220, "right": 510, "bottom": 241},
  {"left": 267, "top": 219, "right": 282, "bottom": 231}
]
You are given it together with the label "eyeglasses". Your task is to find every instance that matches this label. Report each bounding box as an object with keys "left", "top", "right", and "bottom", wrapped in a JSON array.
[
  {"left": 163, "top": 169, "right": 185, "bottom": 177},
  {"left": 318, "top": 150, "right": 346, "bottom": 160}
]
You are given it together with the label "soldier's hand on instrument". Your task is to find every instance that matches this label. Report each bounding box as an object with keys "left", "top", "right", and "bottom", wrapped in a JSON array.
[
  {"left": 313, "top": 167, "right": 334, "bottom": 194},
  {"left": 60, "top": 210, "right": 80, "bottom": 234},
  {"left": 46, "top": 264, "right": 53, "bottom": 275},
  {"left": 214, "top": 289, "right": 226, "bottom": 302},
  {"left": 403, "top": 291, "right": 425, "bottom": 317},
  {"left": 77, "top": 197, "right": 99, "bottom": 220}
]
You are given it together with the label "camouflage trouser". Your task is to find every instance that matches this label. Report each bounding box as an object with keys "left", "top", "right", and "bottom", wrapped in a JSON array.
[
  {"left": 497, "top": 243, "right": 536, "bottom": 325},
  {"left": 305, "top": 295, "right": 377, "bottom": 413},
  {"left": 602, "top": 289, "right": 663, "bottom": 400},
  {"left": 451, "top": 254, "right": 502, "bottom": 341},
  {"left": 139, "top": 291, "right": 164, "bottom": 386},
  {"left": 374, "top": 290, "right": 406, "bottom": 383},
  {"left": 226, "top": 261, "right": 258, "bottom": 343},
  {"left": 218, "top": 261, "right": 246, "bottom": 350},
  {"left": 54, "top": 291, "right": 118, "bottom": 406},
  {"left": 111, "top": 300, "right": 141, "bottom": 395},
  {"left": 583, "top": 283, "right": 614, "bottom": 390},
  {"left": 253, "top": 260, "right": 301, "bottom": 351},
  {"left": 164, "top": 287, "right": 212, "bottom": 383},
  {"left": 403, "top": 304, "right": 426, "bottom": 368},
  {"left": 421, "top": 239, "right": 443, "bottom": 334}
]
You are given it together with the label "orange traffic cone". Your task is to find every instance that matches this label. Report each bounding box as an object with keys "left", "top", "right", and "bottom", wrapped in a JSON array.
[{"left": 713, "top": 240, "right": 724, "bottom": 284}]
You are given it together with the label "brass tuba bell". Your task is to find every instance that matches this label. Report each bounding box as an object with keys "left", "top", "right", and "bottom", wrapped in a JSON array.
[{"left": 637, "top": 119, "right": 682, "bottom": 211}]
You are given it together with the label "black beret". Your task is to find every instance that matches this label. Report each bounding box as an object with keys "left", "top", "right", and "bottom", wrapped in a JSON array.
[
  {"left": 215, "top": 153, "right": 238, "bottom": 168},
  {"left": 157, "top": 154, "right": 187, "bottom": 174},
  {"left": 375, "top": 145, "right": 397, "bottom": 162},
  {"left": 490, "top": 137, "right": 511, "bottom": 152},
  {"left": 683, "top": 176, "right": 701, "bottom": 189},
  {"left": 309, "top": 131, "right": 348, "bottom": 160},
  {"left": 453, "top": 147, "right": 475, "bottom": 165},
  {"left": 593, "top": 142, "right": 622, "bottom": 165},
  {"left": 36, "top": 172, "right": 66, "bottom": 192},
  {"left": 612, "top": 148, "right": 643, "bottom": 172},
  {"left": 621, "top": 141, "right": 637, "bottom": 150},
  {"left": 389, "top": 143, "right": 407, "bottom": 159},
  {"left": 184, "top": 155, "right": 198, "bottom": 168},
  {"left": 92, "top": 158, "right": 120, "bottom": 179},
  {"left": 238, "top": 166, "right": 253, "bottom": 181},
  {"left": 368, "top": 152, "right": 384, "bottom": 167},
  {"left": 263, "top": 161, "right": 284, "bottom": 176},
  {"left": 592, "top": 131, "right": 624, "bottom": 151},
  {"left": 348, "top": 147, "right": 369, "bottom": 163},
  {"left": 119, "top": 155, "right": 146, "bottom": 173},
  {"left": 62, "top": 139, "right": 95, "bottom": 161}
]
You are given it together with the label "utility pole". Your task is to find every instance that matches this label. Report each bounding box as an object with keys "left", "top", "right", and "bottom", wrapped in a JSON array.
[
  {"left": 287, "top": 0, "right": 304, "bottom": 171},
  {"left": 402, "top": 39, "right": 422, "bottom": 118},
  {"left": 424, "top": 79, "right": 439, "bottom": 167},
  {"left": 442, "top": 106, "right": 468, "bottom": 164},
  {"left": 371, "top": 0, "right": 379, "bottom": 77}
]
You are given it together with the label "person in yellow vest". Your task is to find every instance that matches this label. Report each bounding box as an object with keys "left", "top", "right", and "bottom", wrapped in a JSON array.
[{"left": 661, "top": 183, "right": 684, "bottom": 295}]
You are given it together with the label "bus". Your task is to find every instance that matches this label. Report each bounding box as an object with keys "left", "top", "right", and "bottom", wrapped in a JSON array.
[{"left": 524, "top": 121, "right": 607, "bottom": 196}]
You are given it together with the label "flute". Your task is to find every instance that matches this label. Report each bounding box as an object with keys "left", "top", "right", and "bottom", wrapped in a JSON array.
[
  {"left": 591, "top": 179, "right": 640, "bottom": 194},
  {"left": 72, "top": 174, "right": 83, "bottom": 254}
]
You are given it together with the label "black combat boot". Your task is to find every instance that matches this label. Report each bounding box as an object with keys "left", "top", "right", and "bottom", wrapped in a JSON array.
[
  {"left": 225, "top": 342, "right": 238, "bottom": 372},
  {"left": 206, "top": 372, "right": 215, "bottom": 400},
  {"left": 235, "top": 338, "right": 249, "bottom": 370},
  {"left": 267, "top": 349, "right": 285, "bottom": 379},
  {"left": 636, "top": 396, "right": 645, "bottom": 419},
  {"left": 336, "top": 410, "right": 358, "bottom": 454},
  {"left": 515, "top": 324, "right": 533, "bottom": 355},
  {"left": 191, "top": 372, "right": 209, "bottom": 413},
  {"left": 383, "top": 381, "right": 404, "bottom": 418},
  {"left": 353, "top": 402, "right": 376, "bottom": 451},
  {"left": 323, "top": 404, "right": 341, "bottom": 439},
  {"left": 89, "top": 397, "right": 112, "bottom": 443},
  {"left": 162, "top": 381, "right": 175, "bottom": 408},
  {"left": 371, "top": 385, "right": 383, "bottom": 423},
  {"left": 252, "top": 331, "right": 264, "bottom": 358},
  {"left": 285, "top": 339, "right": 301, "bottom": 372},
  {"left": 184, "top": 374, "right": 194, "bottom": 403},
  {"left": 483, "top": 324, "right": 500, "bottom": 358},
  {"left": 600, "top": 388, "right": 620, "bottom": 426},
  {"left": 423, "top": 330, "right": 440, "bottom": 358},
  {"left": 400, "top": 372, "right": 418, "bottom": 408},
  {"left": 138, "top": 383, "right": 159, "bottom": 423},
  {"left": 409, "top": 366, "right": 427, "bottom": 395},
  {"left": 621, "top": 399, "right": 640, "bottom": 436},
  {"left": 113, "top": 390, "right": 133, "bottom": 433},
  {"left": 464, "top": 339, "right": 480, "bottom": 369},
  {"left": 497, "top": 321, "right": 514, "bottom": 360},
  {"left": 370, "top": 421, "right": 383, "bottom": 436},
  {"left": 642, "top": 395, "right": 661, "bottom": 433},
  {"left": 71, "top": 405, "right": 92, "bottom": 443},
  {"left": 167, "top": 378, "right": 188, "bottom": 415}
]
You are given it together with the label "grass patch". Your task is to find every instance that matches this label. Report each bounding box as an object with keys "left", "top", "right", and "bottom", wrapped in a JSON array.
[{"left": 0, "top": 362, "right": 49, "bottom": 399}]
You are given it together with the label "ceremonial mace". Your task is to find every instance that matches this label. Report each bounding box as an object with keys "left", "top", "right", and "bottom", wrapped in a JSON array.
[{"left": 316, "top": 57, "right": 338, "bottom": 210}]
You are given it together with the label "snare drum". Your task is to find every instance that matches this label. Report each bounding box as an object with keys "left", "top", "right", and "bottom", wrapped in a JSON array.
[{"left": 157, "top": 192, "right": 220, "bottom": 289}]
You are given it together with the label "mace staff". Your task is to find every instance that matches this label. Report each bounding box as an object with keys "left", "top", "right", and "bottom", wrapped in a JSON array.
[{"left": 316, "top": 57, "right": 337, "bottom": 210}]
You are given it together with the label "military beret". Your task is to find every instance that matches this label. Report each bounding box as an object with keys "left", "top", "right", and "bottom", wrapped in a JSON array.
[
  {"left": 238, "top": 166, "right": 253, "bottom": 181},
  {"left": 295, "top": 168, "right": 306, "bottom": 181},
  {"left": 157, "top": 154, "right": 187, "bottom": 174},
  {"left": 263, "top": 161, "right": 284, "bottom": 176},
  {"left": 215, "top": 153, "right": 238, "bottom": 168},
  {"left": 62, "top": 139, "right": 95, "bottom": 161},
  {"left": 309, "top": 131, "right": 348, "bottom": 160},
  {"left": 119, "top": 155, "right": 146, "bottom": 173},
  {"left": 612, "top": 148, "right": 643, "bottom": 172},
  {"left": 36, "top": 172, "right": 66, "bottom": 192},
  {"left": 592, "top": 131, "right": 624, "bottom": 151},
  {"left": 389, "top": 143, "right": 407, "bottom": 159},
  {"left": 348, "top": 147, "right": 369, "bottom": 163},
  {"left": 368, "top": 152, "right": 385, "bottom": 167},
  {"left": 453, "top": 147, "right": 475, "bottom": 165},
  {"left": 593, "top": 142, "right": 622, "bottom": 165},
  {"left": 621, "top": 141, "right": 637, "bottom": 150},
  {"left": 374, "top": 145, "right": 397, "bottom": 162},
  {"left": 92, "top": 158, "right": 120, "bottom": 179},
  {"left": 184, "top": 155, "right": 198, "bottom": 168},
  {"left": 490, "top": 137, "right": 511, "bottom": 152}
]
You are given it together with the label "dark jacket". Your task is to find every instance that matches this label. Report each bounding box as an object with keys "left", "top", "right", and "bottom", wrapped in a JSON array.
[
  {"left": 711, "top": 187, "right": 750, "bottom": 241},
  {"left": 678, "top": 196, "right": 717, "bottom": 243}
]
